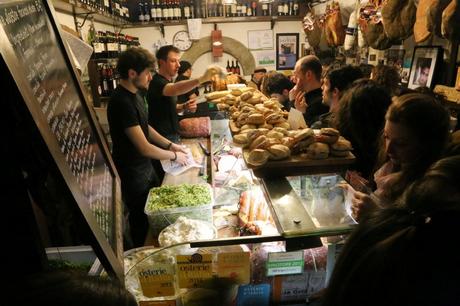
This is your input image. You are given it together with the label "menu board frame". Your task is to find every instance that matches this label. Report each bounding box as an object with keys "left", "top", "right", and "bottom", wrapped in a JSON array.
[{"left": 0, "top": 0, "right": 123, "bottom": 279}]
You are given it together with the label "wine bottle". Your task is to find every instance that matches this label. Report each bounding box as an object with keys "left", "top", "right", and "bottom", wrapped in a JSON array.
[
  {"left": 277, "top": 1, "right": 283, "bottom": 16},
  {"left": 150, "top": 0, "right": 156, "bottom": 20},
  {"left": 261, "top": 2, "right": 267, "bottom": 16},
  {"left": 251, "top": 1, "right": 257, "bottom": 16},
  {"left": 162, "top": 0, "right": 169, "bottom": 20},
  {"left": 190, "top": 0, "right": 195, "bottom": 18},
  {"left": 235, "top": 60, "right": 240, "bottom": 75},
  {"left": 174, "top": 0, "right": 181, "bottom": 19},
  {"left": 226, "top": 60, "right": 231, "bottom": 72},
  {"left": 144, "top": 1, "right": 150, "bottom": 22},
  {"left": 168, "top": 0, "right": 174, "bottom": 20},
  {"left": 293, "top": 0, "right": 299, "bottom": 15},
  {"left": 138, "top": 2, "right": 145, "bottom": 21}
]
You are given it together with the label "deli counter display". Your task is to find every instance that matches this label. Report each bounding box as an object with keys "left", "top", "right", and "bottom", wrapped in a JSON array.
[{"left": 113, "top": 118, "right": 358, "bottom": 305}]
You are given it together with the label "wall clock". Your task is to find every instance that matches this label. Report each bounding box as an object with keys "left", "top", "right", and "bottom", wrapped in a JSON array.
[{"left": 172, "top": 31, "right": 193, "bottom": 51}]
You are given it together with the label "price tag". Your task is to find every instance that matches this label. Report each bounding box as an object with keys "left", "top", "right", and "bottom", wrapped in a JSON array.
[
  {"left": 266, "top": 251, "right": 304, "bottom": 276},
  {"left": 237, "top": 284, "right": 270, "bottom": 306},
  {"left": 217, "top": 252, "right": 250, "bottom": 284},
  {"left": 176, "top": 253, "right": 213, "bottom": 288},
  {"left": 137, "top": 265, "right": 175, "bottom": 298}
]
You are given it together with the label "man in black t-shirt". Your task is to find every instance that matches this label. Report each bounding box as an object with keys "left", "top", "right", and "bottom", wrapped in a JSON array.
[
  {"left": 107, "top": 47, "right": 188, "bottom": 247},
  {"left": 147, "top": 45, "right": 221, "bottom": 143},
  {"left": 291, "top": 55, "right": 329, "bottom": 126}
]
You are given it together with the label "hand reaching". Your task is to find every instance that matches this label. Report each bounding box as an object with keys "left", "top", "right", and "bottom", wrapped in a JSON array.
[{"left": 294, "top": 90, "right": 307, "bottom": 113}]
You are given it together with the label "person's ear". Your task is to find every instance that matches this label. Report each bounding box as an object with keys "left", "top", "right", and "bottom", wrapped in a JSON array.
[
  {"left": 127, "top": 68, "right": 137, "bottom": 79},
  {"left": 332, "top": 87, "right": 340, "bottom": 99}
]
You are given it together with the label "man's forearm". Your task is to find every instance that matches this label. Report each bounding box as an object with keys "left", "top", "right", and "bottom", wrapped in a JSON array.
[
  {"left": 148, "top": 126, "right": 172, "bottom": 148},
  {"left": 163, "top": 79, "right": 200, "bottom": 96}
]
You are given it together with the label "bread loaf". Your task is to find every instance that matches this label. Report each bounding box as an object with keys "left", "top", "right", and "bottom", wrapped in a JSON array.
[{"left": 247, "top": 149, "right": 269, "bottom": 166}]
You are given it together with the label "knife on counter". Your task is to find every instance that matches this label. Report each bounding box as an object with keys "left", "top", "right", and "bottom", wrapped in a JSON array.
[{"left": 199, "top": 141, "right": 210, "bottom": 156}]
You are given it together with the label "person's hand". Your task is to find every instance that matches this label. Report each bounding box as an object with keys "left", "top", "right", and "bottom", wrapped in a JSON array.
[
  {"left": 174, "top": 151, "right": 188, "bottom": 165},
  {"left": 351, "top": 191, "right": 378, "bottom": 221},
  {"left": 184, "top": 98, "right": 197, "bottom": 113},
  {"left": 170, "top": 143, "right": 188, "bottom": 153},
  {"left": 294, "top": 90, "right": 307, "bottom": 114},
  {"left": 199, "top": 65, "right": 224, "bottom": 84}
]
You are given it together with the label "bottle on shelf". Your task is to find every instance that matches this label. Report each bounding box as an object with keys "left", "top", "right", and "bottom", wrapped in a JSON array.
[
  {"left": 277, "top": 1, "right": 283, "bottom": 16},
  {"left": 200, "top": 0, "right": 207, "bottom": 18},
  {"left": 190, "top": 0, "right": 195, "bottom": 18},
  {"left": 138, "top": 2, "right": 144, "bottom": 21},
  {"left": 174, "top": 0, "right": 182, "bottom": 20},
  {"left": 246, "top": 2, "right": 252, "bottom": 16},
  {"left": 283, "top": 0, "right": 289, "bottom": 16},
  {"left": 217, "top": 0, "right": 223, "bottom": 17},
  {"left": 168, "top": 0, "right": 174, "bottom": 20},
  {"left": 235, "top": 60, "right": 240, "bottom": 75},
  {"left": 144, "top": 1, "right": 150, "bottom": 22},
  {"left": 162, "top": 0, "right": 169, "bottom": 20},
  {"left": 293, "top": 0, "right": 299, "bottom": 15},
  {"left": 230, "top": 1, "right": 237, "bottom": 17},
  {"left": 230, "top": 60, "right": 235, "bottom": 73},
  {"left": 183, "top": 0, "right": 190, "bottom": 19},
  {"left": 261, "top": 1, "right": 268, "bottom": 16},
  {"left": 92, "top": 31, "right": 105, "bottom": 59},
  {"left": 251, "top": 1, "right": 257, "bottom": 16}
]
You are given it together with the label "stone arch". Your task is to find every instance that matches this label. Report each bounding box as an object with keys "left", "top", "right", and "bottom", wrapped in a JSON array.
[{"left": 181, "top": 36, "right": 256, "bottom": 75}]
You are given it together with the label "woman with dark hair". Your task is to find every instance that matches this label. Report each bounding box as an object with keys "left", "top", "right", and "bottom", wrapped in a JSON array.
[
  {"left": 322, "top": 155, "right": 460, "bottom": 306},
  {"left": 351, "top": 93, "right": 450, "bottom": 219},
  {"left": 7, "top": 271, "right": 137, "bottom": 306},
  {"left": 370, "top": 64, "right": 401, "bottom": 96},
  {"left": 336, "top": 79, "right": 392, "bottom": 182}
]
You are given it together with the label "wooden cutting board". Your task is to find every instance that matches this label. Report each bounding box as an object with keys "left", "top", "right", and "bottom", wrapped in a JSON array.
[{"left": 243, "top": 149, "right": 356, "bottom": 178}]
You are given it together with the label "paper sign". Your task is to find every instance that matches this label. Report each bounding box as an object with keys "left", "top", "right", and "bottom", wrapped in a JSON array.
[
  {"left": 187, "top": 18, "right": 202, "bottom": 40},
  {"left": 138, "top": 265, "right": 176, "bottom": 297},
  {"left": 288, "top": 108, "right": 307, "bottom": 130},
  {"left": 176, "top": 253, "right": 213, "bottom": 288},
  {"left": 267, "top": 251, "right": 304, "bottom": 276},
  {"left": 237, "top": 284, "right": 270, "bottom": 306},
  {"left": 217, "top": 252, "right": 250, "bottom": 284}
]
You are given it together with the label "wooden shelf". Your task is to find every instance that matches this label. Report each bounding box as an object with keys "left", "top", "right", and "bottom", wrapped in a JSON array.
[
  {"left": 124, "top": 15, "right": 303, "bottom": 28},
  {"left": 52, "top": 0, "right": 128, "bottom": 26}
]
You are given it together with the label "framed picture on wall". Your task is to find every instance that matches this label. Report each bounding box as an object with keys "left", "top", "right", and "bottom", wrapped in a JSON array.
[
  {"left": 408, "top": 46, "right": 443, "bottom": 90},
  {"left": 276, "top": 33, "right": 299, "bottom": 70}
]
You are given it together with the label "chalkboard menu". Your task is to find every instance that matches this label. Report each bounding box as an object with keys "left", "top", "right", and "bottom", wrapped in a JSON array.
[{"left": 0, "top": 0, "right": 123, "bottom": 279}]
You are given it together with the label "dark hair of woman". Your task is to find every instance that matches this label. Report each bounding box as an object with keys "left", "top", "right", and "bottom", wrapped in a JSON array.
[
  {"left": 322, "top": 155, "right": 460, "bottom": 306},
  {"left": 6, "top": 271, "right": 137, "bottom": 306},
  {"left": 376, "top": 92, "right": 450, "bottom": 203},
  {"left": 370, "top": 64, "right": 401, "bottom": 96},
  {"left": 336, "top": 79, "right": 392, "bottom": 181}
]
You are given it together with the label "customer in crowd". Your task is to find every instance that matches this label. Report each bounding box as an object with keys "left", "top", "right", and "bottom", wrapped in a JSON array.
[
  {"left": 248, "top": 66, "right": 267, "bottom": 91},
  {"left": 7, "top": 271, "right": 137, "bottom": 306},
  {"left": 176, "top": 60, "right": 199, "bottom": 104},
  {"left": 147, "top": 45, "right": 220, "bottom": 143},
  {"left": 358, "top": 63, "right": 374, "bottom": 79},
  {"left": 107, "top": 47, "right": 188, "bottom": 247},
  {"left": 370, "top": 64, "right": 401, "bottom": 96},
  {"left": 311, "top": 65, "right": 363, "bottom": 129},
  {"left": 336, "top": 79, "right": 392, "bottom": 182},
  {"left": 350, "top": 93, "right": 450, "bottom": 220},
  {"left": 322, "top": 155, "right": 460, "bottom": 306},
  {"left": 292, "top": 55, "right": 329, "bottom": 126},
  {"left": 264, "top": 72, "right": 294, "bottom": 110}
]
